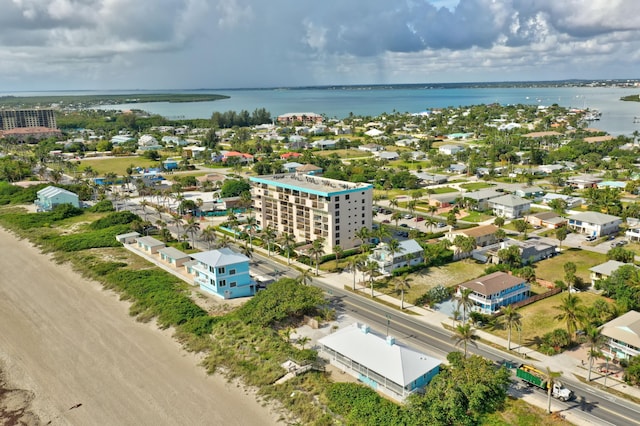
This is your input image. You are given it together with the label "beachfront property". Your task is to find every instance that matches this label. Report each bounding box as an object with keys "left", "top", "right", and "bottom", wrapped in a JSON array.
[
  {"left": 277, "top": 112, "right": 324, "bottom": 125},
  {"left": 567, "top": 211, "right": 622, "bottom": 237},
  {"left": 367, "top": 239, "right": 424, "bottom": 275},
  {"left": 318, "top": 323, "right": 441, "bottom": 402},
  {"left": 456, "top": 271, "right": 530, "bottom": 314},
  {"left": 600, "top": 310, "right": 640, "bottom": 361},
  {"left": 250, "top": 173, "right": 373, "bottom": 251},
  {"left": 35, "top": 186, "right": 80, "bottom": 211},
  {"left": 191, "top": 248, "right": 256, "bottom": 299},
  {"left": 0, "top": 109, "right": 57, "bottom": 130},
  {"left": 488, "top": 194, "right": 531, "bottom": 219},
  {"left": 115, "top": 231, "right": 141, "bottom": 244},
  {"left": 136, "top": 236, "right": 166, "bottom": 254},
  {"left": 158, "top": 247, "right": 192, "bottom": 268}
]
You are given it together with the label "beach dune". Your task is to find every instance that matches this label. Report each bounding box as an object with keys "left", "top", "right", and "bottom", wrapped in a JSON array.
[{"left": 0, "top": 227, "right": 279, "bottom": 425}]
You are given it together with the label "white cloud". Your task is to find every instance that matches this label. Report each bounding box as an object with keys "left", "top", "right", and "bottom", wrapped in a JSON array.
[{"left": 0, "top": 0, "right": 639, "bottom": 90}]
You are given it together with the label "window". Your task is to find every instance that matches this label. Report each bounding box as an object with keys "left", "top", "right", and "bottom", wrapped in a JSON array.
[
  {"left": 362, "top": 206, "right": 365, "bottom": 211},
  {"left": 335, "top": 226, "right": 340, "bottom": 231},
  {"left": 336, "top": 218, "right": 340, "bottom": 224},
  {"left": 335, "top": 203, "right": 339, "bottom": 209},
  {"left": 230, "top": 282, "right": 237, "bottom": 288},
  {"left": 334, "top": 196, "right": 339, "bottom": 201},
  {"left": 219, "top": 279, "right": 226, "bottom": 287},
  {"left": 336, "top": 233, "right": 340, "bottom": 238},
  {"left": 217, "top": 267, "right": 225, "bottom": 274},
  {"left": 362, "top": 220, "right": 365, "bottom": 225},
  {"left": 229, "top": 269, "right": 236, "bottom": 275},
  {"left": 345, "top": 194, "right": 350, "bottom": 200}
]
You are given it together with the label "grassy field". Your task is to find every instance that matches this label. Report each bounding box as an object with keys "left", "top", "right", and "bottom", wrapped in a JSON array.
[
  {"left": 79, "top": 157, "right": 159, "bottom": 176},
  {"left": 535, "top": 248, "right": 607, "bottom": 283},
  {"left": 460, "top": 210, "right": 494, "bottom": 223},
  {"left": 484, "top": 396, "right": 572, "bottom": 425},
  {"left": 431, "top": 186, "right": 458, "bottom": 194},
  {"left": 459, "top": 182, "right": 496, "bottom": 191},
  {"left": 491, "top": 290, "right": 602, "bottom": 346},
  {"left": 314, "top": 148, "right": 372, "bottom": 159}
]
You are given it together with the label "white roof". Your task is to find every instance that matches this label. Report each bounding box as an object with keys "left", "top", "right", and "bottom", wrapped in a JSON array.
[
  {"left": 319, "top": 323, "right": 441, "bottom": 386},
  {"left": 601, "top": 310, "right": 640, "bottom": 350},
  {"left": 191, "top": 247, "right": 249, "bottom": 267},
  {"left": 590, "top": 260, "right": 637, "bottom": 276},
  {"left": 569, "top": 211, "right": 621, "bottom": 225},
  {"left": 489, "top": 194, "right": 530, "bottom": 207},
  {"left": 37, "top": 185, "right": 77, "bottom": 198},
  {"left": 398, "top": 239, "right": 423, "bottom": 255}
]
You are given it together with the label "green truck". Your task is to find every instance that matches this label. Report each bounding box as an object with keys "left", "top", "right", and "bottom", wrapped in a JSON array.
[{"left": 516, "top": 364, "right": 573, "bottom": 401}]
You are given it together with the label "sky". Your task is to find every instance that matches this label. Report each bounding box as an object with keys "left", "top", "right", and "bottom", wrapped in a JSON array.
[{"left": 1, "top": 0, "right": 639, "bottom": 91}]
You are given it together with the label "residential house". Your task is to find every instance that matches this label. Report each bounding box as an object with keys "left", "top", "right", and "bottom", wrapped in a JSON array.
[
  {"left": 472, "top": 238, "right": 557, "bottom": 265},
  {"left": 567, "top": 175, "right": 603, "bottom": 189},
  {"left": 626, "top": 226, "right": 640, "bottom": 242},
  {"left": 35, "top": 186, "right": 80, "bottom": 211},
  {"left": 138, "top": 134, "right": 161, "bottom": 150},
  {"left": 136, "top": 236, "right": 166, "bottom": 254},
  {"left": 282, "top": 162, "right": 304, "bottom": 173},
  {"left": 191, "top": 248, "right": 256, "bottom": 299},
  {"left": 526, "top": 211, "right": 566, "bottom": 229},
  {"left": 311, "top": 139, "right": 337, "bottom": 150},
  {"left": 413, "top": 172, "right": 449, "bottom": 185},
  {"left": 358, "top": 143, "right": 384, "bottom": 152},
  {"left": 395, "top": 138, "right": 419, "bottom": 147},
  {"left": 368, "top": 239, "right": 424, "bottom": 274},
  {"left": 448, "top": 163, "right": 467, "bottom": 174},
  {"left": 319, "top": 323, "right": 441, "bottom": 402},
  {"left": 364, "top": 128, "right": 384, "bottom": 137},
  {"left": 296, "top": 163, "right": 323, "bottom": 175},
  {"left": 488, "top": 194, "right": 531, "bottom": 218},
  {"left": 600, "top": 310, "right": 640, "bottom": 361},
  {"left": 115, "top": 232, "right": 140, "bottom": 244},
  {"left": 512, "top": 184, "right": 545, "bottom": 199},
  {"left": 376, "top": 151, "right": 400, "bottom": 161},
  {"left": 277, "top": 112, "right": 323, "bottom": 125},
  {"left": 542, "top": 193, "right": 584, "bottom": 209},
  {"left": 589, "top": 260, "right": 638, "bottom": 286},
  {"left": 279, "top": 152, "right": 302, "bottom": 161},
  {"left": 463, "top": 189, "right": 503, "bottom": 210},
  {"left": 438, "top": 144, "right": 464, "bottom": 155},
  {"left": 158, "top": 247, "right": 192, "bottom": 268},
  {"left": 456, "top": 271, "right": 530, "bottom": 314},
  {"left": 429, "top": 192, "right": 461, "bottom": 208},
  {"left": 568, "top": 211, "right": 622, "bottom": 237},
  {"left": 222, "top": 151, "right": 254, "bottom": 163},
  {"left": 538, "top": 164, "right": 565, "bottom": 174},
  {"left": 446, "top": 224, "right": 499, "bottom": 248},
  {"left": 162, "top": 158, "right": 179, "bottom": 170}
]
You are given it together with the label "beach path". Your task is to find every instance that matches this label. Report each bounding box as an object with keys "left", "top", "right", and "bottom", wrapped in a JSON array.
[{"left": 0, "top": 228, "right": 279, "bottom": 426}]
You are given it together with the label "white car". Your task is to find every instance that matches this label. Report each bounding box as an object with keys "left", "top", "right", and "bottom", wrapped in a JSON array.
[{"left": 585, "top": 235, "right": 597, "bottom": 242}]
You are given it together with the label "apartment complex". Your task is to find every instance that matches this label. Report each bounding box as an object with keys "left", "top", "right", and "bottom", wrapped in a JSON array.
[
  {"left": 250, "top": 173, "right": 373, "bottom": 251},
  {"left": 0, "top": 109, "right": 57, "bottom": 130}
]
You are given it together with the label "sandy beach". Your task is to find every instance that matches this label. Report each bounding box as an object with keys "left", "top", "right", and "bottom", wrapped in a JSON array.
[{"left": 0, "top": 227, "right": 280, "bottom": 425}]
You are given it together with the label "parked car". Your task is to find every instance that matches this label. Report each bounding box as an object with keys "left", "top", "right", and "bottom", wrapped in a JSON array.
[
  {"left": 382, "top": 219, "right": 391, "bottom": 224},
  {"left": 403, "top": 214, "right": 413, "bottom": 219},
  {"left": 436, "top": 222, "right": 446, "bottom": 228},
  {"left": 400, "top": 223, "right": 409, "bottom": 228},
  {"left": 416, "top": 216, "right": 424, "bottom": 222},
  {"left": 586, "top": 235, "right": 597, "bottom": 242}
]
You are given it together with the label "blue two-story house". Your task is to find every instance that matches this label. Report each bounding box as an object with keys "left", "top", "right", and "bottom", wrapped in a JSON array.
[
  {"left": 191, "top": 248, "right": 256, "bottom": 299},
  {"left": 456, "top": 271, "right": 530, "bottom": 314}
]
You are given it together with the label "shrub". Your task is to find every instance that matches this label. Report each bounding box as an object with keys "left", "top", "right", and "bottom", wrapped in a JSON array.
[
  {"left": 89, "top": 199, "right": 115, "bottom": 212},
  {"left": 89, "top": 211, "right": 140, "bottom": 230}
]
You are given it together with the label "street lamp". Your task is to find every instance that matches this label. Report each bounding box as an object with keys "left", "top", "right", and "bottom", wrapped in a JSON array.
[{"left": 604, "top": 355, "right": 610, "bottom": 387}]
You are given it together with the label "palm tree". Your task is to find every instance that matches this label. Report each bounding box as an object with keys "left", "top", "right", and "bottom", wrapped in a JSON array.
[
  {"left": 240, "top": 243, "right": 253, "bottom": 260},
  {"left": 355, "top": 227, "right": 370, "bottom": 251},
  {"left": 184, "top": 217, "right": 201, "bottom": 248},
  {"left": 391, "top": 211, "right": 403, "bottom": 228},
  {"left": 544, "top": 367, "right": 563, "bottom": 413},
  {"left": 389, "top": 198, "right": 399, "bottom": 210},
  {"left": 262, "top": 225, "right": 277, "bottom": 256},
  {"left": 554, "top": 294, "right": 583, "bottom": 342},
  {"left": 296, "top": 268, "right": 314, "bottom": 286},
  {"left": 332, "top": 245, "right": 344, "bottom": 269},
  {"left": 393, "top": 273, "right": 413, "bottom": 309},
  {"left": 364, "top": 260, "right": 380, "bottom": 297},
  {"left": 201, "top": 225, "right": 217, "bottom": 249},
  {"left": 140, "top": 200, "right": 150, "bottom": 220},
  {"left": 585, "top": 325, "right": 606, "bottom": 381},
  {"left": 278, "top": 232, "right": 296, "bottom": 264},
  {"left": 500, "top": 305, "right": 522, "bottom": 351},
  {"left": 347, "top": 256, "right": 361, "bottom": 290},
  {"left": 452, "top": 323, "right": 477, "bottom": 357},
  {"left": 243, "top": 216, "right": 258, "bottom": 249},
  {"left": 169, "top": 213, "right": 183, "bottom": 237},
  {"left": 297, "top": 335, "right": 310, "bottom": 350},
  {"left": 308, "top": 237, "right": 326, "bottom": 276},
  {"left": 455, "top": 288, "right": 475, "bottom": 325}
]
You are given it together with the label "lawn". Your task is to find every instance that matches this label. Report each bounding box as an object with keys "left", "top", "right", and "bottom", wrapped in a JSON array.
[
  {"left": 459, "top": 182, "right": 496, "bottom": 191},
  {"left": 460, "top": 210, "right": 494, "bottom": 223},
  {"left": 534, "top": 248, "right": 607, "bottom": 283},
  {"left": 79, "top": 157, "right": 159, "bottom": 176},
  {"left": 430, "top": 186, "right": 458, "bottom": 194},
  {"left": 490, "top": 290, "right": 603, "bottom": 348},
  {"left": 314, "top": 148, "right": 372, "bottom": 159}
]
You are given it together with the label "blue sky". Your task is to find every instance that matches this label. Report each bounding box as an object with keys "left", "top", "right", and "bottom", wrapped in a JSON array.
[{"left": 1, "top": 0, "right": 638, "bottom": 91}]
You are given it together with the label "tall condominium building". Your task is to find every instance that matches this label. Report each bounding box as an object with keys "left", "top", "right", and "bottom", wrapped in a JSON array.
[
  {"left": 0, "top": 109, "right": 57, "bottom": 130},
  {"left": 250, "top": 173, "right": 373, "bottom": 251}
]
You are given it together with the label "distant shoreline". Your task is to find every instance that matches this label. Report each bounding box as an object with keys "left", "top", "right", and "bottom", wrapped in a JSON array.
[{"left": 0, "top": 93, "right": 229, "bottom": 109}]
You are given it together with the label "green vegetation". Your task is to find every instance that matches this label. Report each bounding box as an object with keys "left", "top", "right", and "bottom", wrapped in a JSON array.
[
  {"left": 460, "top": 182, "right": 495, "bottom": 191},
  {"left": 78, "top": 157, "right": 159, "bottom": 176},
  {"left": 0, "top": 93, "right": 229, "bottom": 108},
  {"left": 535, "top": 248, "right": 607, "bottom": 283}
]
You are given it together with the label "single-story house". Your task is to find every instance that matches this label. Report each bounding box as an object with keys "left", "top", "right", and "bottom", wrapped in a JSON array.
[
  {"left": 296, "top": 163, "right": 323, "bottom": 175},
  {"left": 35, "top": 186, "right": 80, "bottom": 212},
  {"left": 446, "top": 224, "right": 499, "bottom": 248},
  {"left": 429, "top": 192, "right": 461, "bottom": 208},
  {"left": 542, "top": 193, "right": 584, "bottom": 209},
  {"left": 463, "top": 189, "right": 503, "bottom": 210},
  {"left": 456, "top": 271, "right": 530, "bottom": 314},
  {"left": 158, "top": 247, "right": 192, "bottom": 267},
  {"left": 311, "top": 139, "right": 337, "bottom": 150},
  {"left": 222, "top": 151, "right": 254, "bottom": 163},
  {"left": 395, "top": 138, "right": 419, "bottom": 147},
  {"left": 413, "top": 172, "right": 449, "bottom": 185},
  {"left": 589, "top": 260, "right": 638, "bottom": 286},
  {"left": 319, "top": 323, "right": 441, "bottom": 402},
  {"left": 567, "top": 175, "right": 603, "bottom": 189},
  {"left": 282, "top": 162, "right": 304, "bottom": 173},
  {"left": 448, "top": 163, "right": 467, "bottom": 174},
  {"left": 488, "top": 194, "right": 531, "bottom": 219},
  {"left": 136, "top": 236, "right": 166, "bottom": 254},
  {"left": 526, "top": 211, "right": 566, "bottom": 229},
  {"left": 600, "top": 310, "right": 640, "bottom": 360},
  {"left": 115, "top": 232, "right": 141, "bottom": 244},
  {"left": 626, "top": 227, "right": 640, "bottom": 242},
  {"left": 162, "top": 158, "right": 179, "bottom": 170},
  {"left": 376, "top": 151, "right": 400, "bottom": 161},
  {"left": 439, "top": 144, "right": 465, "bottom": 155},
  {"left": 359, "top": 143, "right": 384, "bottom": 152},
  {"left": 364, "top": 128, "right": 384, "bottom": 137},
  {"left": 472, "top": 238, "right": 557, "bottom": 265},
  {"left": 568, "top": 212, "right": 622, "bottom": 237},
  {"left": 279, "top": 152, "right": 302, "bottom": 161},
  {"left": 368, "top": 239, "right": 424, "bottom": 275},
  {"left": 537, "top": 164, "right": 565, "bottom": 174},
  {"left": 513, "top": 185, "right": 545, "bottom": 199}
]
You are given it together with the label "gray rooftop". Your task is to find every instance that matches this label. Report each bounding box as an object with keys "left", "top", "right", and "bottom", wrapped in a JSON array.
[
  {"left": 488, "top": 194, "right": 530, "bottom": 207},
  {"left": 589, "top": 260, "right": 636, "bottom": 276},
  {"left": 158, "top": 246, "right": 191, "bottom": 260},
  {"left": 569, "top": 211, "right": 621, "bottom": 225},
  {"left": 191, "top": 247, "right": 249, "bottom": 267}
]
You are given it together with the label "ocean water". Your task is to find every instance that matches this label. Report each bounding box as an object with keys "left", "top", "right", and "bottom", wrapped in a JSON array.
[{"left": 5, "top": 86, "right": 640, "bottom": 136}]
